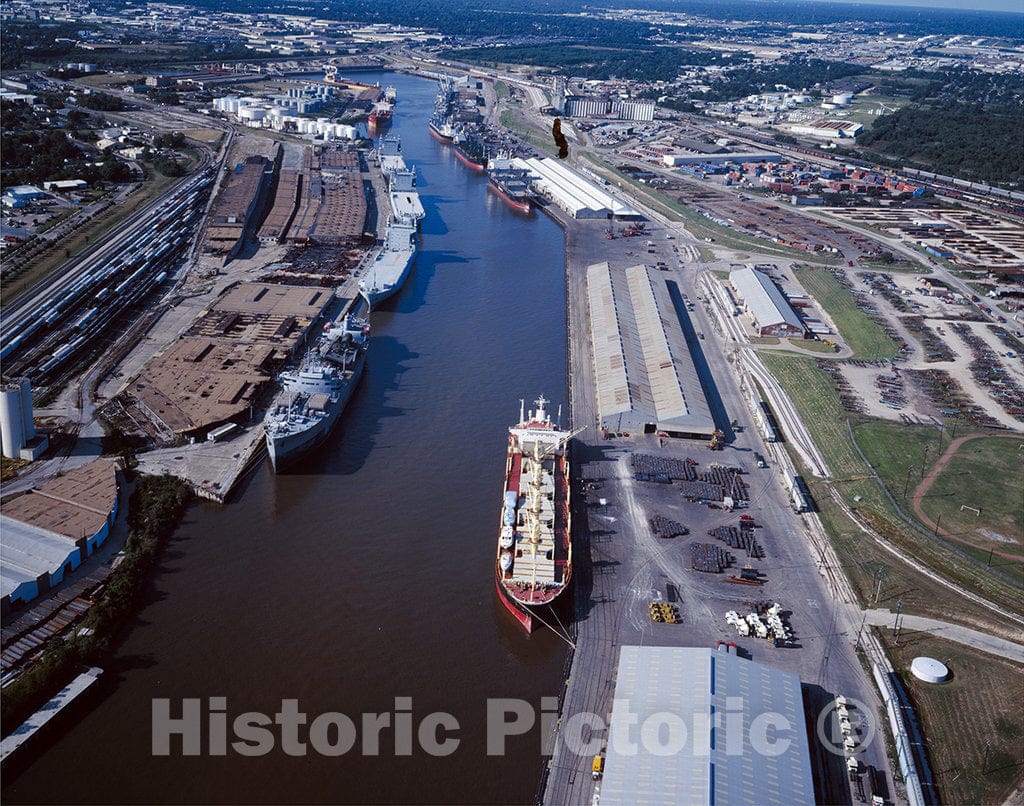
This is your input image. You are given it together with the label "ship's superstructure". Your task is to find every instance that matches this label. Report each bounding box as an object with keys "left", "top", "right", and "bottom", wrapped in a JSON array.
[
  {"left": 264, "top": 315, "right": 370, "bottom": 471},
  {"left": 495, "top": 396, "right": 574, "bottom": 633},
  {"left": 377, "top": 135, "right": 425, "bottom": 223}
]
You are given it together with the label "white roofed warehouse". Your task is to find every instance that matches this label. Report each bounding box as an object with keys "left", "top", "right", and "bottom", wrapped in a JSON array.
[
  {"left": 586, "top": 263, "right": 716, "bottom": 438},
  {"left": 513, "top": 157, "right": 640, "bottom": 220},
  {"left": 729, "top": 266, "right": 805, "bottom": 338},
  {"left": 600, "top": 646, "right": 815, "bottom": 806},
  {"left": 1, "top": 459, "right": 119, "bottom": 616}
]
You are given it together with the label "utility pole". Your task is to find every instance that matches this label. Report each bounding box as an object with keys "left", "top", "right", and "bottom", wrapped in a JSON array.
[{"left": 854, "top": 611, "right": 867, "bottom": 651}]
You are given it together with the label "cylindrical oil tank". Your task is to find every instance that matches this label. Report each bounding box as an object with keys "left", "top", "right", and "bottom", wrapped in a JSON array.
[
  {"left": 19, "top": 376, "right": 34, "bottom": 440},
  {"left": 0, "top": 383, "right": 26, "bottom": 458}
]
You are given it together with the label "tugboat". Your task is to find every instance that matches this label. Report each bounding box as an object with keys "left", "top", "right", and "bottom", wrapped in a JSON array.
[{"left": 495, "top": 396, "right": 575, "bottom": 633}]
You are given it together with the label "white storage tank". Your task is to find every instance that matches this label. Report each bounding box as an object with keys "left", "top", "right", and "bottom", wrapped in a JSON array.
[
  {"left": 910, "top": 656, "right": 950, "bottom": 684},
  {"left": 0, "top": 382, "right": 26, "bottom": 459},
  {"left": 19, "top": 376, "right": 34, "bottom": 440}
]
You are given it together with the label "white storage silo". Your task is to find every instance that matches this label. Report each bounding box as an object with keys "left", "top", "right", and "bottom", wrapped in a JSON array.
[
  {"left": 0, "top": 382, "right": 26, "bottom": 459},
  {"left": 19, "top": 376, "right": 34, "bottom": 440}
]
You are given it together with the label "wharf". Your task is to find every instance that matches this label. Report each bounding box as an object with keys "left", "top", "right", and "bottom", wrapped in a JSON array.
[
  {"left": 540, "top": 205, "right": 896, "bottom": 806},
  {"left": 0, "top": 667, "right": 103, "bottom": 766},
  {"left": 131, "top": 148, "right": 390, "bottom": 502}
]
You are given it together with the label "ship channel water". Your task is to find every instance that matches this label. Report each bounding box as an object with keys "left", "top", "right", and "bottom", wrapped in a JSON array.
[{"left": 4, "top": 71, "right": 570, "bottom": 804}]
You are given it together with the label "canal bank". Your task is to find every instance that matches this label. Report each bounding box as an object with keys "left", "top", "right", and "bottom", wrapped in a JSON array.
[{"left": 3, "top": 70, "right": 571, "bottom": 805}]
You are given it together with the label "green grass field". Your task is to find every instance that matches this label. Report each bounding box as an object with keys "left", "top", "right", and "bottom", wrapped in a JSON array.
[
  {"left": 761, "top": 352, "right": 1024, "bottom": 617},
  {"left": 792, "top": 264, "right": 899, "bottom": 360},
  {"left": 788, "top": 337, "right": 836, "bottom": 353},
  {"left": 884, "top": 634, "right": 1024, "bottom": 806},
  {"left": 920, "top": 437, "right": 1024, "bottom": 551}
]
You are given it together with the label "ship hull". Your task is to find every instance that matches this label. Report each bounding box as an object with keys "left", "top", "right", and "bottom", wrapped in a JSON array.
[
  {"left": 453, "top": 147, "right": 486, "bottom": 173},
  {"left": 266, "top": 356, "right": 365, "bottom": 472},
  {"left": 495, "top": 576, "right": 535, "bottom": 633},
  {"left": 488, "top": 181, "right": 532, "bottom": 214},
  {"left": 425, "top": 125, "right": 454, "bottom": 145},
  {"left": 428, "top": 122, "right": 454, "bottom": 144},
  {"left": 359, "top": 249, "right": 416, "bottom": 308}
]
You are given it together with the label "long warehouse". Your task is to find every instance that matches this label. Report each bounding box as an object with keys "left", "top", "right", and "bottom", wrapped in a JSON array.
[
  {"left": 587, "top": 262, "right": 716, "bottom": 438},
  {"left": 515, "top": 157, "right": 640, "bottom": 219},
  {"left": 599, "top": 645, "right": 815, "bottom": 806},
  {"left": 729, "top": 266, "right": 805, "bottom": 337}
]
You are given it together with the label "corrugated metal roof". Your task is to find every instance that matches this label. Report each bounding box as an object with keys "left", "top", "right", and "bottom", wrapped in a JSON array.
[
  {"left": 515, "top": 157, "right": 639, "bottom": 218},
  {"left": 586, "top": 263, "right": 715, "bottom": 435},
  {"left": 601, "top": 646, "right": 815, "bottom": 806},
  {"left": 0, "top": 517, "right": 80, "bottom": 599},
  {"left": 729, "top": 267, "right": 803, "bottom": 331}
]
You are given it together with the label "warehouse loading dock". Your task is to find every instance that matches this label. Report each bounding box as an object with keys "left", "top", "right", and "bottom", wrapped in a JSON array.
[{"left": 587, "top": 262, "right": 716, "bottom": 438}]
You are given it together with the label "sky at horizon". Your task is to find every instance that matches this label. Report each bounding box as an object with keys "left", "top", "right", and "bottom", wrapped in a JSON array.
[{"left": 826, "top": 0, "right": 1024, "bottom": 15}]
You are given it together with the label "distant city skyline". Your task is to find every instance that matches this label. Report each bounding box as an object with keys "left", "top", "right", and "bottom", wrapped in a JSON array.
[{"left": 828, "top": 0, "right": 1024, "bottom": 15}]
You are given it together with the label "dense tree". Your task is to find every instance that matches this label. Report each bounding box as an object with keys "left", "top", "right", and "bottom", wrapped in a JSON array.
[{"left": 858, "top": 101, "right": 1023, "bottom": 187}]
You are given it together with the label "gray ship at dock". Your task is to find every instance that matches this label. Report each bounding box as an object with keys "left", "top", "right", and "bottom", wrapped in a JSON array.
[
  {"left": 358, "top": 215, "right": 418, "bottom": 308},
  {"left": 264, "top": 315, "right": 370, "bottom": 471}
]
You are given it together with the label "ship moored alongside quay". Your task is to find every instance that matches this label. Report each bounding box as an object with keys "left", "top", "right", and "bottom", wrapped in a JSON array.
[
  {"left": 264, "top": 315, "right": 370, "bottom": 472},
  {"left": 496, "top": 396, "right": 574, "bottom": 633}
]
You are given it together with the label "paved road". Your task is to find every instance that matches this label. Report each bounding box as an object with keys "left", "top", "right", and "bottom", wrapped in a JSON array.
[
  {"left": 541, "top": 206, "right": 896, "bottom": 806},
  {"left": 863, "top": 609, "right": 1024, "bottom": 663}
]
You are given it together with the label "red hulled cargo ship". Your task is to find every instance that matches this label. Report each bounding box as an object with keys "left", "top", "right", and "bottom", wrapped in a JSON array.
[
  {"left": 496, "top": 396, "right": 573, "bottom": 633},
  {"left": 368, "top": 86, "right": 396, "bottom": 133}
]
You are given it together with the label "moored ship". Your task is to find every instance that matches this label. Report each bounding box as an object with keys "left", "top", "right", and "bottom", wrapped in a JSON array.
[
  {"left": 495, "top": 396, "right": 574, "bottom": 633},
  {"left": 453, "top": 127, "right": 487, "bottom": 172},
  {"left": 359, "top": 215, "right": 418, "bottom": 308},
  {"left": 264, "top": 315, "right": 370, "bottom": 472},
  {"left": 487, "top": 168, "right": 533, "bottom": 214},
  {"left": 428, "top": 115, "right": 457, "bottom": 144}
]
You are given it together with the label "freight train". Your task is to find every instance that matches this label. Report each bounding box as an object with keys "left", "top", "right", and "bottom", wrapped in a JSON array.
[{"left": 0, "top": 169, "right": 213, "bottom": 383}]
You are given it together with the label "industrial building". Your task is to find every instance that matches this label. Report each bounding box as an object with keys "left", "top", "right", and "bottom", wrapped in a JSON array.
[
  {"left": 599, "top": 645, "right": 815, "bottom": 806},
  {"left": 514, "top": 157, "right": 640, "bottom": 220},
  {"left": 1, "top": 378, "right": 48, "bottom": 460},
  {"left": 204, "top": 154, "right": 275, "bottom": 257},
  {"left": 562, "top": 95, "right": 656, "bottom": 122},
  {"left": 587, "top": 263, "right": 716, "bottom": 438},
  {"left": 729, "top": 266, "right": 806, "bottom": 337},
  {"left": 790, "top": 120, "right": 863, "bottom": 139},
  {"left": 1, "top": 459, "right": 119, "bottom": 615},
  {"left": 258, "top": 169, "right": 301, "bottom": 244}
]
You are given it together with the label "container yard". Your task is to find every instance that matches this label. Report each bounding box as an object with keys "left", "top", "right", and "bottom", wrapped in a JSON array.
[{"left": 823, "top": 207, "right": 1024, "bottom": 270}]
